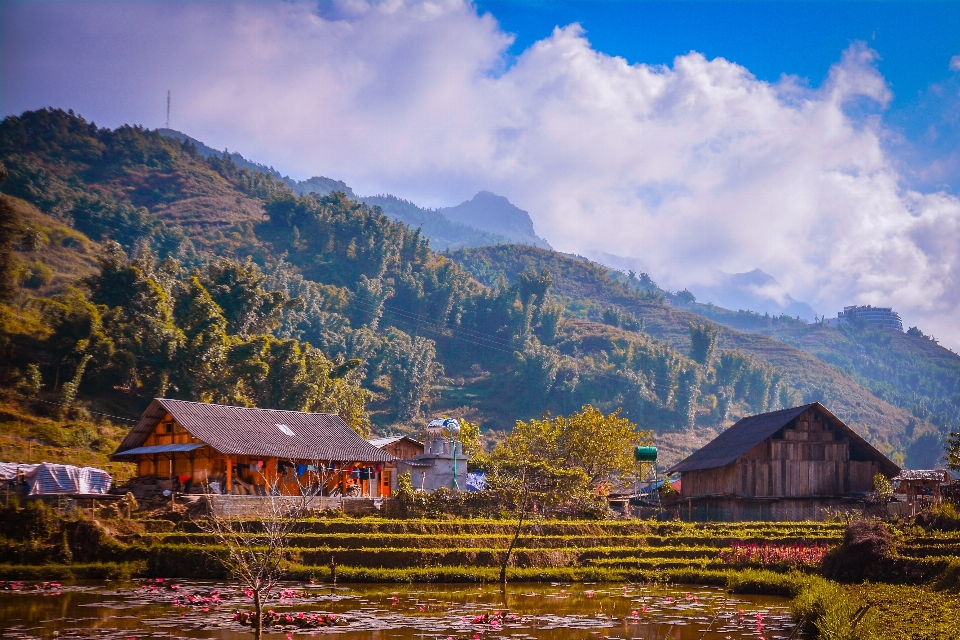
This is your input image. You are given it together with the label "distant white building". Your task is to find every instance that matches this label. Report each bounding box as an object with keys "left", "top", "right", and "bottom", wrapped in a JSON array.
[
  {"left": 368, "top": 422, "right": 468, "bottom": 493},
  {"left": 826, "top": 305, "right": 903, "bottom": 331}
]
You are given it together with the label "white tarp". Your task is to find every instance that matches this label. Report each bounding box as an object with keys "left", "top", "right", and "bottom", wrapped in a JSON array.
[{"left": 0, "top": 462, "right": 111, "bottom": 495}]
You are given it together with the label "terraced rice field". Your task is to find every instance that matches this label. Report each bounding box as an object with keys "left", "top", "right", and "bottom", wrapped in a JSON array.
[{"left": 129, "top": 519, "right": 854, "bottom": 581}]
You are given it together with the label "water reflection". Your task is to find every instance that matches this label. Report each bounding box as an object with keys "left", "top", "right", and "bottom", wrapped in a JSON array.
[{"left": 0, "top": 581, "right": 802, "bottom": 639}]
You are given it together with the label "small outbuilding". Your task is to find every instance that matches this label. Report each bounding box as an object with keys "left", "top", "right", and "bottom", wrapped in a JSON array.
[
  {"left": 667, "top": 402, "right": 900, "bottom": 521},
  {"left": 112, "top": 399, "right": 394, "bottom": 497},
  {"left": 892, "top": 469, "right": 952, "bottom": 515}
]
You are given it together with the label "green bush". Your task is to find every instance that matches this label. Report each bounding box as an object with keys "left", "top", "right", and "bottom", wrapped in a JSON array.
[
  {"left": 792, "top": 576, "right": 876, "bottom": 640},
  {"left": 727, "top": 568, "right": 806, "bottom": 596}
]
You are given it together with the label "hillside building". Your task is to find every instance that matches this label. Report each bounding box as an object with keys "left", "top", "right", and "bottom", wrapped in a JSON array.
[
  {"left": 666, "top": 403, "right": 900, "bottom": 521},
  {"left": 827, "top": 305, "right": 903, "bottom": 331}
]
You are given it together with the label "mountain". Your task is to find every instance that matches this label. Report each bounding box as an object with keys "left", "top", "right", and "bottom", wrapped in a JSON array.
[
  {"left": 694, "top": 269, "right": 816, "bottom": 321},
  {"left": 158, "top": 130, "right": 508, "bottom": 251},
  {"left": 437, "top": 191, "right": 552, "bottom": 249},
  {"left": 360, "top": 194, "right": 506, "bottom": 250},
  {"left": 293, "top": 176, "right": 357, "bottom": 200},
  {"left": 158, "top": 128, "right": 293, "bottom": 185},
  {"left": 3, "top": 108, "right": 958, "bottom": 471}
]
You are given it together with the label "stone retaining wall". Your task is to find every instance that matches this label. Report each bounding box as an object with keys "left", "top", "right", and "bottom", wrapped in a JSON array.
[{"left": 205, "top": 495, "right": 396, "bottom": 517}]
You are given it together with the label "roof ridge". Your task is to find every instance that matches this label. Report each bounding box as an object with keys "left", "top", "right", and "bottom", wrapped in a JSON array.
[{"left": 157, "top": 398, "right": 334, "bottom": 416}]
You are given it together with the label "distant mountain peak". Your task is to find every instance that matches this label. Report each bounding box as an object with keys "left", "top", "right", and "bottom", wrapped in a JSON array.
[{"left": 437, "top": 191, "right": 551, "bottom": 249}]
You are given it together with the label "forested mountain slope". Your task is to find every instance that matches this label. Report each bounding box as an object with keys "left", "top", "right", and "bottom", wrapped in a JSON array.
[
  {"left": 0, "top": 108, "right": 953, "bottom": 469},
  {"left": 450, "top": 245, "right": 951, "bottom": 467}
]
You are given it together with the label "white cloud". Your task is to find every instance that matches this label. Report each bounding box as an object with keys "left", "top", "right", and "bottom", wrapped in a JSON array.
[
  {"left": 950, "top": 55, "right": 960, "bottom": 71},
  {"left": 5, "top": 0, "right": 960, "bottom": 348}
]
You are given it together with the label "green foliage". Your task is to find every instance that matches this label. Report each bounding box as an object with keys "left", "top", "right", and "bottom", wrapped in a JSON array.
[
  {"left": 496, "top": 405, "right": 653, "bottom": 487},
  {"left": 946, "top": 430, "right": 960, "bottom": 472},
  {"left": 688, "top": 322, "right": 718, "bottom": 366},
  {"left": 0, "top": 167, "right": 18, "bottom": 302},
  {"left": 791, "top": 576, "right": 876, "bottom": 640},
  {"left": 872, "top": 473, "right": 894, "bottom": 503}
]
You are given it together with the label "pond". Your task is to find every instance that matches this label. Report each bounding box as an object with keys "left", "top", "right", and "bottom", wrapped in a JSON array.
[{"left": 0, "top": 580, "right": 802, "bottom": 640}]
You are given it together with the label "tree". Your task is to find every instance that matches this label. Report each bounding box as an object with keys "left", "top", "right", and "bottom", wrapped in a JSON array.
[
  {"left": 197, "top": 471, "right": 325, "bottom": 640},
  {"left": 202, "top": 258, "right": 294, "bottom": 337},
  {"left": 488, "top": 459, "right": 591, "bottom": 584},
  {"left": 382, "top": 328, "right": 442, "bottom": 421},
  {"left": 688, "top": 322, "right": 718, "bottom": 367},
  {"left": 946, "top": 431, "right": 960, "bottom": 472},
  {"left": 497, "top": 405, "right": 653, "bottom": 489},
  {"left": 873, "top": 473, "right": 894, "bottom": 503},
  {"left": 0, "top": 162, "right": 20, "bottom": 302}
]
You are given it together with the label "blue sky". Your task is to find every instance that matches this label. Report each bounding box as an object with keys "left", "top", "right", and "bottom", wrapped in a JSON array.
[{"left": 3, "top": 0, "right": 960, "bottom": 346}]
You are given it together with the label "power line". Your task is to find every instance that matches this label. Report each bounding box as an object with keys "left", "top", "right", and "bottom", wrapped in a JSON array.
[{"left": 35, "top": 399, "right": 139, "bottom": 423}]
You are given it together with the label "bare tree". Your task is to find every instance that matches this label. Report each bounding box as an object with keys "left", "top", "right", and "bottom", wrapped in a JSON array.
[
  {"left": 196, "top": 463, "right": 334, "bottom": 639},
  {"left": 490, "top": 460, "right": 593, "bottom": 585}
]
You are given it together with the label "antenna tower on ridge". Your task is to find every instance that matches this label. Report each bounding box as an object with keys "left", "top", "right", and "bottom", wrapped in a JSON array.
[{"left": 165, "top": 90, "right": 171, "bottom": 129}]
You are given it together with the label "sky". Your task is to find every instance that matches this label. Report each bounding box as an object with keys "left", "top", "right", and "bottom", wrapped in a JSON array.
[{"left": 3, "top": 0, "right": 960, "bottom": 348}]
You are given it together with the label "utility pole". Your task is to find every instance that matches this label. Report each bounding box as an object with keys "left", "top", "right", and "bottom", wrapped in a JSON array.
[{"left": 165, "top": 90, "right": 171, "bottom": 128}]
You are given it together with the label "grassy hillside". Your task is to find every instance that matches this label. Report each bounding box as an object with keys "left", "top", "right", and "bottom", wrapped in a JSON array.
[{"left": 1, "top": 107, "right": 954, "bottom": 471}]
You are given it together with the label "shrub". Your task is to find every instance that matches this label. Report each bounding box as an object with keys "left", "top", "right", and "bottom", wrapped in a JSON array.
[
  {"left": 916, "top": 502, "right": 960, "bottom": 532},
  {"left": 872, "top": 473, "right": 894, "bottom": 503},
  {"left": 727, "top": 568, "right": 806, "bottom": 596},
  {"left": 934, "top": 558, "right": 960, "bottom": 593},
  {"left": 719, "top": 541, "right": 830, "bottom": 568},
  {"left": 791, "top": 577, "right": 876, "bottom": 640},
  {"left": 821, "top": 519, "right": 893, "bottom": 582}
]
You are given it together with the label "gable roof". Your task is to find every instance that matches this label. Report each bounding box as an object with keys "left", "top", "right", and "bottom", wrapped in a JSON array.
[
  {"left": 113, "top": 399, "right": 393, "bottom": 463},
  {"left": 368, "top": 436, "right": 424, "bottom": 449},
  {"left": 667, "top": 402, "right": 899, "bottom": 476}
]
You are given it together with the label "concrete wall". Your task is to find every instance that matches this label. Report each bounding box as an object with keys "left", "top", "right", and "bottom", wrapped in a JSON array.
[{"left": 399, "top": 440, "right": 467, "bottom": 492}]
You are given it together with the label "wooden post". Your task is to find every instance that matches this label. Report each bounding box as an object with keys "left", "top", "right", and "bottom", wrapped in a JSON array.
[{"left": 225, "top": 456, "right": 233, "bottom": 495}]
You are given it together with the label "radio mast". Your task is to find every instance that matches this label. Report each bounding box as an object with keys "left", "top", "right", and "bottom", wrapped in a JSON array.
[{"left": 165, "top": 90, "right": 171, "bottom": 128}]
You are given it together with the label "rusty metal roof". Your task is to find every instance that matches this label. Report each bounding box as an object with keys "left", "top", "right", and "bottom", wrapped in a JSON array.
[
  {"left": 667, "top": 402, "right": 900, "bottom": 476},
  {"left": 114, "top": 399, "right": 393, "bottom": 463},
  {"left": 893, "top": 469, "right": 952, "bottom": 483}
]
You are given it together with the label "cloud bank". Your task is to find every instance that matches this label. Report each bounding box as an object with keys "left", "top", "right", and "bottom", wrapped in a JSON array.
[{"left": 4, "top": 0, "right": 960, "bottom": 347}]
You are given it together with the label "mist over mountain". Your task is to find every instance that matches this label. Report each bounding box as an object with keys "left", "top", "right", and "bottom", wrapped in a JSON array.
[{"left": 586, "top": 250, "right": 816, "bottom": 321}]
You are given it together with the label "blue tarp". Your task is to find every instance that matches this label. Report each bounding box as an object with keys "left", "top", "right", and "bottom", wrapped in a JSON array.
[{"left": 112, "top": 443, "right": 206, "bottom": 457}]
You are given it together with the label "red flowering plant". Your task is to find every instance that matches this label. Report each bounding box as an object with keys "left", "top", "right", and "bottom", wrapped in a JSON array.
[{"left": 718, "top": 542, "right": 831, "bottom": 568}]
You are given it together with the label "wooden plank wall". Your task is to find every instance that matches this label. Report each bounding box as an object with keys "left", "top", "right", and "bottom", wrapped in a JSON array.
[{"left": 682, "top": 409, "right": 878, "bottom": 498}]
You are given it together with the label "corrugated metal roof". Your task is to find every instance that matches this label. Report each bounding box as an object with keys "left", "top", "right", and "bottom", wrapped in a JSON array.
[
  {"left": 114, "top": 399, "right": 394, "bottom": 463},
  {"left": 893, "top": 469, "right": 952, "bottom": 482},
  {"left": 112, "top": 443, "right": 207, "bottom": 458},
  {"left": 667, "top": 402, "right": 900, "bottom": 476},
  {"left": 368, "top": 436, "right": 424, "bottom": 448}
]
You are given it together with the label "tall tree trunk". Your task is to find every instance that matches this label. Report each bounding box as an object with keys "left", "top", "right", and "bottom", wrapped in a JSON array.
[
  {"left": 500, "top": 504, "right": 526, "bottom": 584},
  {"left": 253, "top": 588, "right": 263, "bottom": 640}
]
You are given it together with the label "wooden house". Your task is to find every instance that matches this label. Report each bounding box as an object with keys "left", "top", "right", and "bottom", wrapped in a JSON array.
[
  {"left": 112, "top": 399, "right": 394, "bottom": 497},
  {"left": 666, "top": 403, "right": 900, "bottom": 521}
]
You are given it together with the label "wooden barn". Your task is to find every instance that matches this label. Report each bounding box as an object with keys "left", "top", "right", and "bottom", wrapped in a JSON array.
[
  {"left": 666, "top": 402, "right": 900, "bottom": 521},
  {"left": 112, "top": 399, "right": 394, "bottom": 497}
]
